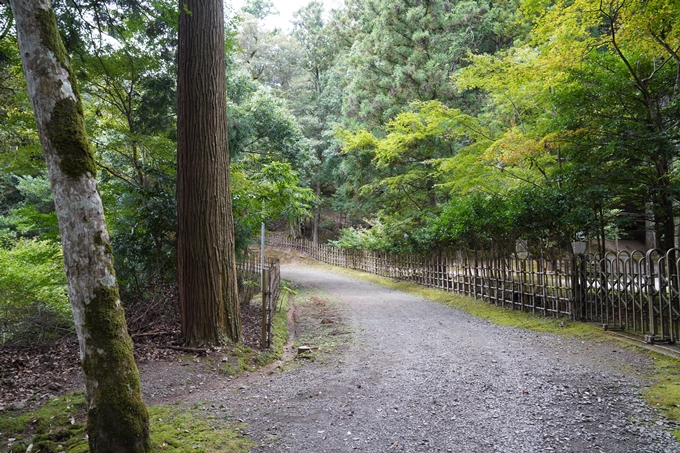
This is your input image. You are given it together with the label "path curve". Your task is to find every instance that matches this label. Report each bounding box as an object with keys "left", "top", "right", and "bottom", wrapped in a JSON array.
[{"left": 213, "top": 264, "right": 680, "bottom": 452}]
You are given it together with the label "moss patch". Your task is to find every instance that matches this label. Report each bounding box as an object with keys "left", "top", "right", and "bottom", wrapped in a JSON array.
[
  {"left": 94, "top": 230, "right": 114, "bottom": 255},
  {"left": 82, "top": 285, "right": 150, "bottom": 452},
  {"left": 642, "top": 355, "right": 680, "bottom": 439},
  {"left": 148, "top": 404, "right": 254, "bottom": 452},
  {"left": 0, "top": 392, "right": 87, "bottom": 453},
  {"left": 219, "top": 297, "right": 289, "bottom": 376},
  {"left": 35, "top": 8, "right": 96, "bottom": 179},
  {"left": 46, "top": 98, "right": 97, "bottom": 179},
  {"left": 35, "top": 8, "right": 71, "bottom": 75},
  {"left": 0, "top": 392, "right": 254, "bottom": 452}
]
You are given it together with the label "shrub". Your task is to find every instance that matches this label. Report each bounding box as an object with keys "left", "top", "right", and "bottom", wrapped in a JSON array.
[{"left": 0, "top": 239, "right": 72, "bottom": 344}]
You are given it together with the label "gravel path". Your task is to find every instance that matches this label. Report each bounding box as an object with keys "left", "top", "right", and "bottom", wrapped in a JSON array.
[{"left": 192, "top": 264, "right": 680, "bottom": 452}]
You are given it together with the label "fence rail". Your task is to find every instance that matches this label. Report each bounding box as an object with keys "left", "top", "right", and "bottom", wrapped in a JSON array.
[
  {"left": 236, "top": 253, "right": 280, "bottom": 349},
  {"left": 268, "top": 234, "right": 680, "bottom": 344}
]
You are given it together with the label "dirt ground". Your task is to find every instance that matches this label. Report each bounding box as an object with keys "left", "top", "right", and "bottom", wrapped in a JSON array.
[{"left": 0, "top": 298, "right": 265, "bottom": 411}]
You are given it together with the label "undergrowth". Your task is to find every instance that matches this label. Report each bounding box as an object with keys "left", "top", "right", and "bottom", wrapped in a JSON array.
[{"left": 0, "top": 392, "right": 255, "bottom": 452}]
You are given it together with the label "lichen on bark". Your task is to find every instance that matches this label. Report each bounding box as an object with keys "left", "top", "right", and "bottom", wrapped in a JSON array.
[
  {"left": 34, "top": 7, "right": 80, "bottom": 99},
  {"left": 11, "top": 1, "right": 151, "bottom": 451},
  {"left": 35, "top": 8, "right": 96, "bottom": 179}
]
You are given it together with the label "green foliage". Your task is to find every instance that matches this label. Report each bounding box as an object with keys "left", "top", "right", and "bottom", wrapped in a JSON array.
[
  {"left": 235, "top": 14, "right": 301, "bottom": 90},
  {"left": 450, "top": 0, "right": 680, "bottom": 251},
  {"left": 0, "top": 239, "right": 71, "bottom": 344},
  {"left": 227, "top": 70, "right": 314, "bottom": 177},
  {"left": 428, "top": 192, "right": 515, "bottom": 253},
  {"left": 232, "top": 161, "right": 317, "bottom": 255},
  {"left": 329, "top": 0, "right": 680, "bottom": 255},
  {"left": 241, "top": 0, "right": 278, "bottom": 20},
  {"left": 427, "top": 187, "right": 595, "bottom": 255},
  {"left": 0, "top": 173, "right": 60, "bottom": 242},
  {"left": 100, "top": 153, "right": 177, "bottom": 302},
  {"left": 336, "top": 101, "right": 501, "bottom": 246},
  {"left": 70, "top": 2, "right": 180, "bottom": 306},
  {"left": 328, "top": 222, "right": 394, "bottom": 252},
  {"left": 0, "top": 34, "right": 43, "bottom": 177}
]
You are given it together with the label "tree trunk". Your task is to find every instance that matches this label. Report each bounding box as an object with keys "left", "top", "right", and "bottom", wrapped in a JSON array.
[
  {"left": 8, "top": 1, "right": 150, "bottom": 451},
  {"left": 313, "top": 176, "right": 321, "bottom": 244},
  {"left": 177, "top": 0, "right": 240, "bottom": 344},
  {"left": 646, "top": 202, "right": 657, "bottom": 250}
]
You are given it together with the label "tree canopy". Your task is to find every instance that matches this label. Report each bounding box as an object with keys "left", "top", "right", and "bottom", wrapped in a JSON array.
[{"left": 2, "top": 0, "right": 680, "bottom": 345}]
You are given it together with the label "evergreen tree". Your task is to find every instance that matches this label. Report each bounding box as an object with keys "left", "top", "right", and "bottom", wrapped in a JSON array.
[{"left": 343, "top": 0, "right": 523, "bottom": 128}]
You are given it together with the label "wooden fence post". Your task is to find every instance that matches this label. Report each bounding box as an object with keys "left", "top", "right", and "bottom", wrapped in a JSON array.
[{"left": 261, "top": 267, "right": 269, "bottom": 349}]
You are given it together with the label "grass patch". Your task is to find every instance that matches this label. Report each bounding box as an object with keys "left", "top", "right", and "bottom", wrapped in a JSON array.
[
  {"left": 219, "top": 296, "right": 289, "bottom": 376},
  {"left": 291, "top": 286, "right": 353, "bottom": 357},
  {"left": 0, "top": 392, "right": 255, "bottom": 452}
]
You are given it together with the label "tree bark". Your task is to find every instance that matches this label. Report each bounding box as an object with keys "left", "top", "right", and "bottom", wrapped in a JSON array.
[
  {"left": 8, "top": 1, "right": 151, "bottom": 451},
  {"left": 313, "top": 175, "right": 321, "bottom": 244},
  {"left": 177, "top": 0, "right": 241, "bottom": 345}
]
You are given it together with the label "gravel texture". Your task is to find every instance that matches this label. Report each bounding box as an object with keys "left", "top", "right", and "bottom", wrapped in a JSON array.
[{"left": 147, "top": 264, "right": 680, "bottom": 452}]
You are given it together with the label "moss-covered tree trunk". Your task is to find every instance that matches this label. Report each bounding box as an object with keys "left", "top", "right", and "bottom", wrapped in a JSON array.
[
  {"left": 8, "top": 1, "right": 151, "bottom": 451},
  {"left": 177, "top": 0, "right": 241, "bottom": 345}
]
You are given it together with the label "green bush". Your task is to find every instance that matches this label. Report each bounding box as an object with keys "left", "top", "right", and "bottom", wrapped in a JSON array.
[
  {"left": 328, "top": 221, "right": 394, "bottom": 252},
  {"left": 0, "top": 239, "right": 72, "bottom": 344}
]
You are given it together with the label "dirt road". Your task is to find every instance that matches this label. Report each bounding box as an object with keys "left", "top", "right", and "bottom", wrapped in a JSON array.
[{"left": 188, "top": 264, "right": 680, "bottom": 452}]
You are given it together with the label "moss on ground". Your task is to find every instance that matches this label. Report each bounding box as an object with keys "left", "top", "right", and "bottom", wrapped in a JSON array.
[
  {"left": 0, "top": 290, "right": 292, "bottom": 451},
  {"left": 641, "top": 355, "right": 680, "bottom": 441},
  {"left": 0, "top": 393, "right": 87, "bottom": 453},
  {"left": 148, "top": 404, "right": 254, "bottom": 451},
  {"left": 219, "top": 296, "right": 290, "bottom": 376},
  {"left": 0, "top": 392, "right": 254, "bottom": 452}
]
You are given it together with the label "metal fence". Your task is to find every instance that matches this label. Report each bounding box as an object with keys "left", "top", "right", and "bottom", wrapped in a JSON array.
[
  {"left": 576, "top": 249, "right": 680, "bottom": 343},
  {"left": 236, "top": 253, "right": 281, "bottom": 348},
  {"left": 268, "top": 234, "right": 680, "bottom": 344}
]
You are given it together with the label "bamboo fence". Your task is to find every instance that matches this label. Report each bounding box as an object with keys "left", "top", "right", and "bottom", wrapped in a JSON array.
[
  {"left": 236, "top": 253, "right": 281, "bottom": 348},
  {"left": 268, "top": 234, "right": 680, "bottom": 344}
]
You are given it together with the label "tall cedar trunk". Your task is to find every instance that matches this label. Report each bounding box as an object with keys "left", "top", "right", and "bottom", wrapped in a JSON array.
[
  {"left": 8, "top": 1, "right": 151, "bottom": 451},
  {"left": 177, "top": 0, "right": 240, "bottom": 344}
]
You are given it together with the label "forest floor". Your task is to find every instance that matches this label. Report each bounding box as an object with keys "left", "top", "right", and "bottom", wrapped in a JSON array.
[
  {"left": 3, "top": 250, "right": 680, "bottom": 452},
  {"left": 0, "top": 292, "right": 265, "bottom": 412}
]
